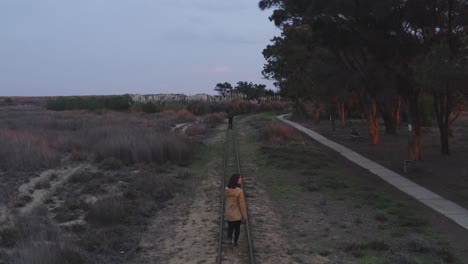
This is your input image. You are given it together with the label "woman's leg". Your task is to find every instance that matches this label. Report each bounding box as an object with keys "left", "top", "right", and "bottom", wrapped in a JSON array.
[
  {"left": 233, "top": 221, "right": 241, "bottom": 244},
  {"left": 227, "top": 221, "right": 235, "bottom": 240}
]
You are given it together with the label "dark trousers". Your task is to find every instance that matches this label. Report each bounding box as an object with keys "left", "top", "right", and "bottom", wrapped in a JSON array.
[
  {"left": 228, "top": 120, "right": 233, "bottom": 129},
  {"left": 227, "top": 220, "right": 241, "bottom": 242}
]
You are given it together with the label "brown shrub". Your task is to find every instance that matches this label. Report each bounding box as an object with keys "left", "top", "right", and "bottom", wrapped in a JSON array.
[
  {"left": 86, "top": 196, "right": 133, "bottom": 226},
  {"left": 129, "top": 170, "right": 176, "bottom": 201},
  {"left": 10, "top": 206, "right": 86, "bottom": 264},
  {"left": 259, "top": 124, "right": 301, "bottom": 143},
  {"left": 0, "top": 108, "right": 194, "bottom": 169},
  {"left": 185, "top": 124, "right": 207, "bottom": 137},
  {"left": 15, "top": 242, "right": 85, "bottom": 264},
  {"left": 177, "top": 109, "right": 196, "bottom": 122},
  {"left": 0, "top": 128, "right": 59, "bottom": 171},
  {"left": 92, "top": 129, "right": 193, "bottom": 166},
  {"left": 202, "top": 112, "right": 225, "bottom": 127}
]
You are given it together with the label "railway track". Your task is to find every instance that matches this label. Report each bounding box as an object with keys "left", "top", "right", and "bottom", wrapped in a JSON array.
[{"left": 216, "top": 122, "right": 255, "bottom": 264}]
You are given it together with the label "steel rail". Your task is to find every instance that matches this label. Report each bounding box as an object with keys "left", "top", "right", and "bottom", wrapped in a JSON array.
[
  {"left": 216, "top": 128, "right": 229, "bottom": 264},
  {"left": 216, "top": 120, "right": 255, "bottom": 264},
  {"left": 233, "top": 124, "right": 255, "bottom": 264}
]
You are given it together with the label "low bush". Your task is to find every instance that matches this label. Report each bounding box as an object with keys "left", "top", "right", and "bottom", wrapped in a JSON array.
[
  {"left": 86, "top": 196, "right": 132, "bottom": 226},
  {"left": 9, "top": 206, "right": 86, "bottom": 263},
  {"left": 185, "top": 124, "right": 207, "bottom": 137},
  {"left": 407, "top": 234, "right": 433, "bottom": 253},
  {"left": 174, "top": 109, "right": 196, "bottom": 123},
  {"left": 46, "top": 95, "right": 132, "bottom": 111},
  {"left": 92, "top": 129, "right": 193, "bottom": 166},
  {"left": 15, "top": 242, "right": 85, "bottom": 264},
  {"left": 14, "top": 195, "right": 33, "bottom": 207},
  {"left": 0, "top": 128, "right": 59, "bottom": 171},
  {"left": 202, "top": 112, "right": 225, "bottom": 127},
  {"left": 129, "top": 170, "right": 176, "bottom": 201},
  {"left": 98, "top": 157, "right": 123, "bottom": 170},
  {"left": 139, "top": 102, "right": 163, "bottom": 113},
  {"left": 259, "top": 124, "right": 301, "bottom": 143},
  {"left": 259, "top": 101, "right": 287, "bottom": 112},
  {"left": 34, "top": 179, "right": 51, "bottom": 190},
  {"left": 187, "top": 101, "right": 228, "bottom": 115},
  {"left": 0, "top": 227, "right": 18, "bottom": 247}
]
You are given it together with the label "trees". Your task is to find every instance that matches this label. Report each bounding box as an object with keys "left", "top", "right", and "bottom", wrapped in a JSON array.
[
  {"left": 260, "top": 0, "right": 400, "bottom": 144},
  {"left": 406, "top": 0, "right": 468, "bottom": 155},
  {"left": 214, "top": 82, "right": 233, "bottom": 98},
  {"left": 260, "top": 0, "right": 468, "bottom": 156},
  {"left": 412, "top": 44, "right": 468, "bottom": 155},
  {"left": 214, "top": 81, "right": 272, "bottom": 101}
]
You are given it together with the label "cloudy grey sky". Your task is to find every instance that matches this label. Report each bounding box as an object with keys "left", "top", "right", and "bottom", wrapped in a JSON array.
[{"left": 0, "top": 0, "right": 279, "bottom": 96}]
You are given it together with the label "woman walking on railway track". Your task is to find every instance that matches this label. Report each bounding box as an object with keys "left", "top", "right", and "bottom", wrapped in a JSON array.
[{"left": 225, "top": 173, "right": 248, "bottom": 247}]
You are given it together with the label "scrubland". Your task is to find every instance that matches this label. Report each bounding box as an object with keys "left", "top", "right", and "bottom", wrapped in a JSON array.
[
  {"left": 0, "top": 106, "right": 224, "bottom": 263},
  {"left": 0, "top": 99, "right": 288, "bottom": 263}
]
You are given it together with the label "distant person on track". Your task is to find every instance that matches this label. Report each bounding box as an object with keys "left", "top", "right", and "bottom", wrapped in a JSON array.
[
  {"left": 225, "top": 173, "right": 247, "bottom": 247},
  {"left": 227, "top": 112, "right": 234, "bottom": 129}
]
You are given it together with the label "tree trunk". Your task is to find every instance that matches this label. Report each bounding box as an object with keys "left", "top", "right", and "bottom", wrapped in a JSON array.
[
  {"left": 394, "top": 96, "right": 402, "bottom": 129},
  {"left": 407, "top": 94, "right": 422, "bottom": 160},
  {"left": 381, "top": 110, "right": 396, "bottom": 135},
  {"left": 314, "top": 104, "right": 321, "bottom": 124},
  {"left": 433, "top": 91, "right": 451, "bottom": 155},
  {"left": 367, "top": 99, "right": 380, "bottom": 145},
  {"left": 380, "top": 96, "right": 402, "bottom": 135},
  {"left": 339, "top": 102, "right": 346, "bottom": 128},
  {"left": 293, "top": 98, "right": 306, "bottom": 118}
]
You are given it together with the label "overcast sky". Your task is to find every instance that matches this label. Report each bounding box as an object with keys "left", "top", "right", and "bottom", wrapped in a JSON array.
[{"left": 0, "top": 0, "right": 279, "bottom": 96}]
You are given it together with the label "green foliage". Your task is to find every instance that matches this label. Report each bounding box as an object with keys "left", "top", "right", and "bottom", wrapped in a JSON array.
[
  {"left": 46, "top": 95, "right": 132, "bottom": 111},
  {"left": 234, "top": 81, "right": 267, "bottom": 100},
  {"left": 133, "top": 101, "right": 186, "bottom": 113},
  {"left": 214, "top": 82, "right": 233, "bottom": 97}
]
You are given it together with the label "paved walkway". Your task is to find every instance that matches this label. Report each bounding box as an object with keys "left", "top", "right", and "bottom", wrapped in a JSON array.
[{"left": 278, "top": 115, "right": 468, "bottom": 230}]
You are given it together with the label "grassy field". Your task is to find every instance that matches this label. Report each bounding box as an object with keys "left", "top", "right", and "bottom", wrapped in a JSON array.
[
  {"left": 0, "top": 106, "right": 224, "bottom": 263},
  {"left": 239, "top": 114, "right": 467, "bottom": 264}
]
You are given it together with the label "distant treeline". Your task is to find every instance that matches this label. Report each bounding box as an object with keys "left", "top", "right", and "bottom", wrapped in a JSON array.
[
  {"left": 46, "top": 95, "right": 289, "bottom": 115},
  {"left": 46, "top": 95, "right": 132, "bottom": 111}
]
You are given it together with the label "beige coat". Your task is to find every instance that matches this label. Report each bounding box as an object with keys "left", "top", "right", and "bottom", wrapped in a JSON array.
[{"left": 225, "top": 188, "right": 248, "bottom": 221}]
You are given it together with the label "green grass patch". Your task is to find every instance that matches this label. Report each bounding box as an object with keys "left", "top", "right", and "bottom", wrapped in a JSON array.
[{"left": 358, "top": 254, "right": 386, "bottom": 264}]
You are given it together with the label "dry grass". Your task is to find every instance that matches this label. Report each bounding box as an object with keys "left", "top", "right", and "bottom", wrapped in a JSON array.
[
  {"left": 86, "top": 196, "right": 132, "bottom": 226},
  {"left": 259, "top": 123, "right": 301, "bottom": 143},
  {"left": 0, "top": 128, "right": 59, "bottom": 171},
  {"left": 202, "top": 112, "right": 225, "bottom": 127},
  {"left": 185, "top": 124, "right": 207, "bottom": 137},
  {"left": 5, "top": 206, "right": 86, "bottom": 264},
  {"left": 0, "top": 108, "right": 196, "bottom": 170}
]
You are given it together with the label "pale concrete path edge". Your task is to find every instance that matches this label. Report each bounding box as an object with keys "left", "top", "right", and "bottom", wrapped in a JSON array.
[{"left": 277, "top": 114, "right": 468, "bottom": 230}]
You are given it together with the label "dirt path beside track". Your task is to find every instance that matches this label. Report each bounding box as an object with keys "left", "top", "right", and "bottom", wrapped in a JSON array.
[{"left": 133, "top": 126, "right": 225, "bottom": 264}]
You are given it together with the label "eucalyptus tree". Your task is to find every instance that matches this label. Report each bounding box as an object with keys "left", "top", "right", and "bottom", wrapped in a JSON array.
[
  {"left": 262, "top": 26, "right": 316, "bottom": 116},
  {"left": 405, "top": 0, "right": 468, "bottom": 155},
  {"left": 260, "top": 0, "right": 402, "bottom": 144}
]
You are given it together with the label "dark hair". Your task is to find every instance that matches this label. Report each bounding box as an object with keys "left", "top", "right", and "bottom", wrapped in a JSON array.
[{"left": 227, "top": 173, "right": 241, "bottom": 189}]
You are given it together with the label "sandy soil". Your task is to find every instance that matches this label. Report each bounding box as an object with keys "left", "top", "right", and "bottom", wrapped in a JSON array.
[
  {"left": 17, "top": 164, "right": 88, "bottom": 215},
  {"left": 133, "top": 127, "right": 224, "bottom": 264},
  {"left": 134, "top": 118, "right": 301, "bottom": 263},
  {"left": 0, "top": 164, "right": 88, "bottom": 225}
]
